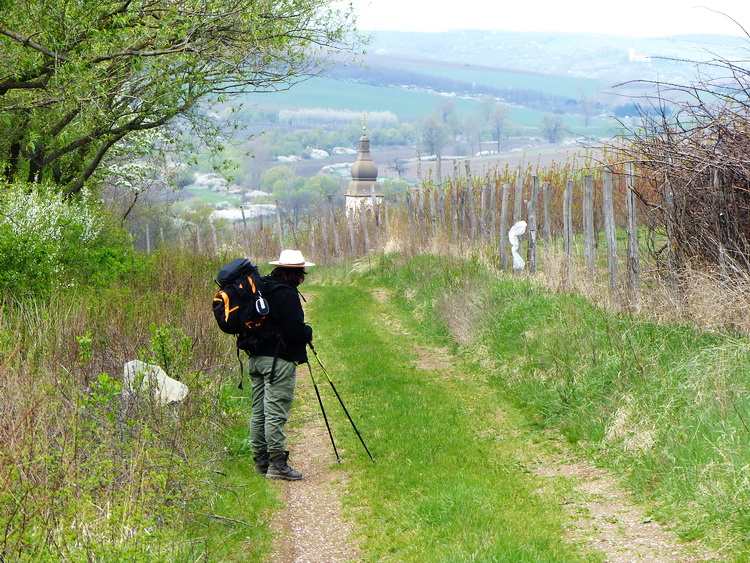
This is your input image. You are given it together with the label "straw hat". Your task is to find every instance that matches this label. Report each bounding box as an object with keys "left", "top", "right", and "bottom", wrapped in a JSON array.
[{"left": 269, "top": 249, "right": 315, "bottom": 268}]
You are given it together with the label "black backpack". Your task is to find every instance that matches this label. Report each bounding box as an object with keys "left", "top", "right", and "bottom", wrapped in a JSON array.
[{"left": 212, "top": 258, "right": 280, "bottom": 353}]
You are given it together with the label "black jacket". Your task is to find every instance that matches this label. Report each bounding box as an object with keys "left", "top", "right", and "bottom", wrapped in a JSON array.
[{"left": 250, "top": 277, "right": 312, "bottom": 363}]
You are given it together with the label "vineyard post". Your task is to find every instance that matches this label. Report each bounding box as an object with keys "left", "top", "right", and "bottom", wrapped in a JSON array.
[
  {"left": 500, "top": 182, "right": 510, "bottom": 269},
  {"left": 309, "top": 211, "right": 316, "bottom": 258},
  {"left": 384, "top": 197, "right": 390, "bottom": 243},
  {"left": 583, "top": 174, "right": 595, "bottom": 278},
  {"left": 241, "top": 206, "right": 251, "bottom": 256},
  {"left": 563, "top": 179, "right": 573, "bottom": 283},
  {"left": 451, "top": 180, "right": 458, "bottom": 243},
  {"left": 489, "top": 177, "right": 497, "bottom": 245},
  {"left": 328, "top": 196, "right": 341, "bottom": 258},
  {"left": 514, "top": 166, "right": 523, "bottom": 223},
  {"left": 469, "top": 178, "right": 478, "bottom": 241},
  {"left": 527, "top": 175, "right": 538, "bottom": 274},
  {"left": 275, "top": 202, "right": 284, "bottom": 253},
  {"left": 542, "top": 181, "right": 551, "bottom": 249},
  {"left": 347, "top": 207, "right": 356, "bottom": 255},
  {"left": 436, "top": 152, "right": 442, "bottom": 188},
  {"left": 210, "top": 220, "right": 218, "bottom": 255},
  {"left": 480, "top": 181, "right": 488, "bottom": 242},
  {"left": 625, "top": 163, "right": 639, "bottom": 293},
  {"left": 417, "top": 185, "right": 426, "bottom": 241},
  {"left": 321, "top": 211, "right": 329, "bottom": 259},
  {"left": 603, "top": 168, "right": 618, "bottom": 289},
  {"left": 437, "top": 181, "right": 446, "bottom": 231},
  {"left": 361, "top": 198, "right": 370, "bottom": 252},
  {"left": 371, "top": 185, "right": 381, "bottom": 245}
]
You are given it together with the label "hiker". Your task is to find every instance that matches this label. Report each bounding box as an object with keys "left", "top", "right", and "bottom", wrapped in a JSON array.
[{"left": 249, "top": 249, "right": 314, "bottom": 481}]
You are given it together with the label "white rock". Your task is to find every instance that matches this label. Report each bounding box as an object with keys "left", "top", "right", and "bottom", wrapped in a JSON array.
[{"left": 123, "top": 360, "right": 188, "bottom": 404}]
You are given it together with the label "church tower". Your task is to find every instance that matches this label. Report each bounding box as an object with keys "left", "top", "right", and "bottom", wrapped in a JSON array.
[{"left": 345, "top": 126, "right": 383, "bottom": 213}]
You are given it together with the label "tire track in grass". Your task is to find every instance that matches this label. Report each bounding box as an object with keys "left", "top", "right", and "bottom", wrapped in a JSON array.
[{"left": 374, "top": 287, "right": 724, "bottom": 562}]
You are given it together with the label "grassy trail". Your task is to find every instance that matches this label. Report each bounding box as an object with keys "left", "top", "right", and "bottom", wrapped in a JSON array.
[
  {"left": 302, "top": 282, "right": 600, "bottom": 562},
  {"left": 212, "top": 265, "right": 720, "bottom": 561}
]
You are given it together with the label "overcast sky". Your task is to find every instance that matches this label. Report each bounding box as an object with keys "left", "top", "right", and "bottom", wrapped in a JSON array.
[{"left": 344, "top": 0, "right": 750, "bottom": 37}]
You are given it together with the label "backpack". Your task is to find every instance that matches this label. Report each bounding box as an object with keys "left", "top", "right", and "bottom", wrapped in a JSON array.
[{"left": 212, "top": 258, "right": 280, "bottom": 353}]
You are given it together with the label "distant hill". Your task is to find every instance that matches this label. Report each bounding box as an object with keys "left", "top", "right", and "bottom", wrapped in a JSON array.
[
  {"left": 235, "top": 29, "right": 749, "bottom": 128},
  {"left": 365, "top": 29, "right": 749, "bottom": 83}
]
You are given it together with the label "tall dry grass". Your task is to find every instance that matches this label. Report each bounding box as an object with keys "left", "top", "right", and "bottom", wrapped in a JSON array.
[
  {"left": 535, "top": 249, "right": 750, "bottom": 339},
  {"left": 0, "top": 250, "right": 240, "bottom": 559}
]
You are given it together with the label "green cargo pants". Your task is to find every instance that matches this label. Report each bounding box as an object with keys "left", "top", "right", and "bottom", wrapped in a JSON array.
[{"left": 249, "top": 355, "right": 297, "bottom": 454}]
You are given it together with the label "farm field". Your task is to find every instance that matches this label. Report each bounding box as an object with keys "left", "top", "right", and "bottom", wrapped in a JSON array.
[{"left": 238, "top": 76, "right": 616, "bottom": 134}]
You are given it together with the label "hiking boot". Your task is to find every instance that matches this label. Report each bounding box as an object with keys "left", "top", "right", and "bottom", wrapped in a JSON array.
[
  {"left": 267, "top": 451, "right": 303, "bottom": 481},
  {"left": 253, "top": 452, "right": 269, "bottom": 474}
]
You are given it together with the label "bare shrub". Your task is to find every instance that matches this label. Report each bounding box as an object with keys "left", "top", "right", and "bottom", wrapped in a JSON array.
[{"left": 614, "top": 44, "right": 750, "bottom": 271}]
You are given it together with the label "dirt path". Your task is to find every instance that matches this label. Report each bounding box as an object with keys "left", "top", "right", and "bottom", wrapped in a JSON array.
[
  {"left": 266, "top": 289, "right": 723, "bottom": 562},
  {"left": 267, "top": 373, "right": 362, "bottom": 563},
  {"left": 532, "top": 449, "right": 724, "bottom": 562}
]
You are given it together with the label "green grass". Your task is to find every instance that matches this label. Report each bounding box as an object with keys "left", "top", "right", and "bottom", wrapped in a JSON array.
[
  {"left": 242, "top": 77, "right": 481, "bottom": 118},
  {"left": 341, "top": 253, "right": 750, "bottom": 556},
  {"left": 239, "top": 77, "right": 613, "bottom": 134},
  {"left": 182, "top": 186, "right": 243, "bottom": 206}
]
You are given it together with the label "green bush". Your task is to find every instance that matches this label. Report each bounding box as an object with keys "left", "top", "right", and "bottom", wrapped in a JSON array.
[{"left": 0, "top": 183, "right": 134, "bottom": 298}]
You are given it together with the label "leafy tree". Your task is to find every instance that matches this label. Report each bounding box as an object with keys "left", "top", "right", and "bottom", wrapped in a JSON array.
[
  {"left": 435, "top": 98, "right": 455, "bottom": 124},
  {"left": 0, "top": 0, "right": 359, "bottom": 196},
  {"left": 487, "top": 106, "right": 510, "bottom": 152},
  {"left": 260, "top": 166, "right": 296, "bottom": 194},
  {"left": 419, "top": 115, "right": 450, "bottom": 156},
  {"left": 478, "top": 97, "right": 510, "bottom": 152},
  {"left": 478, "top": 95, "right": 497, "bottom": 122},
  {"left": 463, "top": 114, "right": 483, "bottom": 156},
  {"left": 540, "top": 114, "right": 566, "bottom": 143},
  {"left": 241, "top": 137, "right": 272, "bottom": 189},
  {"left": 304, "top": 175, "right": 341, "bottom": 201},
  {"left": 0, "top": 184, "right": 132, "bottom": 296}
]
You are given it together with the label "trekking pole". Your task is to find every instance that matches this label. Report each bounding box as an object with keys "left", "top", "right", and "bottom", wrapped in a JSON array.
[
  {"left": 306, "top": 360, "right": 342, "bottom": 463},
  {"left": 308, "top": 342, "right": 375, "bottom": 462}
]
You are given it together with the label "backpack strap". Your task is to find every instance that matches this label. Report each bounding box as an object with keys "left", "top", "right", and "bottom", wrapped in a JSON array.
[{"left": 256, "top": 276, "right": 294, "bottom": 385}]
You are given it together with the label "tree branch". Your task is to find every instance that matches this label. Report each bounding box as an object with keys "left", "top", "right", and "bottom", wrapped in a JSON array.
[{"left": 0, "top": 27, "right": 73, "bottom": 62}]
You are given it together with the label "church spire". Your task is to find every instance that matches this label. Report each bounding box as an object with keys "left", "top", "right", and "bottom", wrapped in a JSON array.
[{"left": 346, "top": 124, "right": 382, "bottom": 198}]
